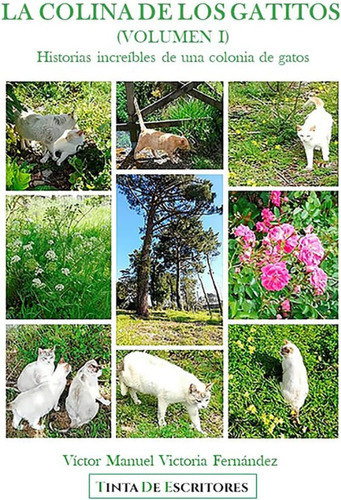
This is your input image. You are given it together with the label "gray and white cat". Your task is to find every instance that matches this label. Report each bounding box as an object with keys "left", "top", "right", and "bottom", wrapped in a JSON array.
[
  {"left": 17, "top": 347, "right": 55, "bottom": 392},
  {"left": 10, "top": 358, "right": 71, "bottom": 431},
  {"left": 52, "top": 129, "right": 84, "bottom": 166},
  {"left": 66, "top": 359, "right": 110, "bottom": 428},
  {"left": 297, "top": 97, "right": 333, "bottom": 170},
  {"left": 118, "top": 352, "right": 212, "bottom": 434},
  {"left": 15, "top": 110, "right": 77, "bottom": 163}
]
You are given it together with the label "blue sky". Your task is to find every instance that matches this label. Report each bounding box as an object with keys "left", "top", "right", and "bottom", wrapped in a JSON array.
[{"left": 116, "top": 175, "right": 223, "bottom": 296}]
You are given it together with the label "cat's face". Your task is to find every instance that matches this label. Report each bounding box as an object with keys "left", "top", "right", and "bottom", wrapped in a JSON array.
[
  {"left": 38, "top": 347, "right": 55, "bottom": 364},
  {"left": 280, "top": 339, "right": 299, "bottom": 358},
  {"left": 66, "top": 129, "right": 84, "bottom": 144},
  {"left": 188, "top": 383, "right": 212, "bottom": 409},
  {"left": 297, "top": 125, "right": 316, "bottom": 144},
  {"left": 82, "top": 360, "right": 102, "bottom": 378}
]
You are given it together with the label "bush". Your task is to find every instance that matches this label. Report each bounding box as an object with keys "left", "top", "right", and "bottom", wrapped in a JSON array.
[{"left": 229, "top": 191, "right": 338, "bottom": 319}]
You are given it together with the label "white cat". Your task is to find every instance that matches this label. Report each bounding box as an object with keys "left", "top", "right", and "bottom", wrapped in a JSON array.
[
  {"left": 15, "top": 110, "right": 77, "bottom": 163},
  {"left": 66, "top": 359, "right": 110, "bottom": 428},
  {"left": 17, "top": 347, "right": 55, "bottom": 392},
  {"left": 280, "top": 340, "right": 309, "bottom": 423},
  {"left": 118, "top": 352, "right": 212, "bottom": 434},
  {"left": 52, "top": 129, "right": 84, "bottom": 166},
  {"left": 297, "top": 97, "right": 333, "bottom": 170},
  {"left": 10, "top": 358, "right": 71, "bottom": 431}
]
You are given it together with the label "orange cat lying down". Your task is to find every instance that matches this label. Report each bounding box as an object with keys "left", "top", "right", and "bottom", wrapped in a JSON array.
[{"left": 134, "top": 98, "right": 189, "bottom": 164}]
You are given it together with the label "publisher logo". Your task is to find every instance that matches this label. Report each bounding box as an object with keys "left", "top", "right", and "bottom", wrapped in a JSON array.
[{"left": 89, "top": 474, "right": 257, "bottom": 499}]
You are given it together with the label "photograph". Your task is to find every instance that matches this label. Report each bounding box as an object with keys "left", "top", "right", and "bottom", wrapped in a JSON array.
[
  {"left": 6, "top": 81, "right": 111, "bottom": 191},
  {"left": 228, "top": 324, "right": 338, "bottom": 439},
  {"left": 6, "top": 195, "right": 111, "bottom": 319},
  {"left": 6, "top": 324, "right": 111, "bottom": 438},
  {"left": 229, "top": 190, "right": 338, "bottom": 319},
  {"left": 116, "top": 349, "right": 223, "bottom": 438},
  {"left": 228, "top": 81, "right": 338, "bottom": 187},
  {"left": 116, "top": 174, "right": 223, "bottom": 345},
  {"left": 116, "top": 81, "right": 223, "bottom": 169}
]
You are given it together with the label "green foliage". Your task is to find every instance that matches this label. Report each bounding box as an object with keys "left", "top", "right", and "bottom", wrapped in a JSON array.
[
  {"left": 229, "top": 81, "right": 338, "bottom": 186},
  {"left": 116, "top": 310, "right": 223, "bottom": 346},
  {"left": 6, "top": 82, "right": 111, "bottom": 190},
  {"left": 229, "top": 191, "right": 338, "bottom": 319},
  {"left": 116, "top": 349, "right": 223, "bottom": 438},
  {"left": 229, "top": 324, "right": 338, "bottom": 439},
  {"left": 6, "top": 196, "right": 111, "bottom": 319},
  {"left": 6, "top": 324, "right": 111, "bottom": 438},
  {"left": 6, "top": 156, "right": 32, "bottom": 190}
]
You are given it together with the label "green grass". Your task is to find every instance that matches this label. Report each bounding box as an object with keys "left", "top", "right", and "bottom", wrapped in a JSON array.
[
  {"left": 6, "top": 195, "right": 111, "bottom": 319},
  {"left": 228, "top": 324, "right": 338, "bottom": 439},
  {"left": 116, "top": 349, "right": 223, "bottom": 438},
  {"left": 228, "top": 81, "right": 338, "bottom": 187},
  {"left": 116, "top": 309, "right": 223, "bottom": 346},
  {"left": 6, "top": 81, "right": 111, "bottom": 191},
  {"left": 6, "top": 324, "right": 111, "bottom": 438}
]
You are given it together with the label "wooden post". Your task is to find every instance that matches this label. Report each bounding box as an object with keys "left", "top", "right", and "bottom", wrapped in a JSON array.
[{"left": 125, "top": 82, "right": 138, "bottom": 148}]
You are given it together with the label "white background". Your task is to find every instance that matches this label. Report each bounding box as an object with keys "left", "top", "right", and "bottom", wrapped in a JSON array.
[{"left": 0, "top": 3, "right": 340, "bottom": 499}]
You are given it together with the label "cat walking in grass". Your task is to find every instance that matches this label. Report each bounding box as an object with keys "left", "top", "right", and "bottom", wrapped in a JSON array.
[{"left": 118, "top": 352, "right": 212, "bottom": 434}]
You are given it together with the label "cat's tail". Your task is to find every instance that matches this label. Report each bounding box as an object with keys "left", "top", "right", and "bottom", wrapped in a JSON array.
[
  {"left": 133, "top": 97, "right": 146, "bottom": 132},
  {"left": 309, "top": 96, "right": 324, "bottom": 108}
]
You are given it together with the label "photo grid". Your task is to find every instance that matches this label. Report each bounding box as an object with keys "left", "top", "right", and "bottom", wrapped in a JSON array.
[{"left": 4, "top": 81, "right": 338, "bottom": 439}]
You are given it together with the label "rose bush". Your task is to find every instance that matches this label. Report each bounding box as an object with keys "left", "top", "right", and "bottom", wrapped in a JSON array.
[{"left": 229, "top": 191, "right": 338, "bottom": 319}]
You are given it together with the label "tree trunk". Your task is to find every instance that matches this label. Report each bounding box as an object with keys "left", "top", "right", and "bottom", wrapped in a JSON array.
[
  {"left": 197, "top": 272, "right": 212, "bottom": 317},
  {"left": 175, "top": 250, "right": 183, "bottom": 310},
  {"left": 206, "top": 255, "right": 223, "bottom": 316},
  {"left": 136, "top": 203, "right": 156, "bottom": 317}
]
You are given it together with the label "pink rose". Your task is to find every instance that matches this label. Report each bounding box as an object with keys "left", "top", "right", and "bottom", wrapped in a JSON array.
[
  {"left": 309, "top": 267, "right": 328, "bottom": 295},
  {"left": 276, "top": 314, "right": 283, "bottom": 320},
  {"left": 294, "top": 285, "right": 301, "bottom": 294},
  {"left": 268, "top": 226, "right": 284, "bottom": 243},
  {"left": 270, "top": 191, "right": 281, "bottom": 207},
  {"left": 234, "top": 224, "right": 256, "bottom": 247},
  {"left": 281, "top": 299, "right": 291, "bottom": 312},
  {"left": 256, "top": 221, "right": 269, "bottom": 233},
  {"left": 283, "top": 196, "right": 289, "bottom": 203},
  {"left": 262, "top": 208, "right": 275, "bottom": 224},
  {"left": 298, "top": 234, "right": 324, "bottom": 269},
  {"left": 305, "top": 224, "right": 314, "bottom": 234},
  {"left": 281, "top": 224, "right": 295, "bottom": 238},
  {"left": 283, "top": 235, "right": 299, "bottom": 254},
  {"left": 261, "top": 262, "right": 291, "bottom": 291}
]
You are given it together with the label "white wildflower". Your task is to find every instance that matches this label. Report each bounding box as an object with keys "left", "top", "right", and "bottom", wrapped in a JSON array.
[
  {"left": 45, "top": 250, "right": 57, "bottom": 261},
  {"left": 65, "top": 253, "right": 73, "bottom": 261},
  {"left": 13, "top": 239, "right": 23, "bottom": 248},
  {"left": 23, "top": 244, "right": 33, "bottom": 252},
  {"left": 35, "top": 267, "right": 44, "bottom": 276},
  {"left": 52, "top": 230, "right": 58, "bottom": 237},
  {"left": 55, "top": 284, "right": 64, "bottom": 292},
  {"left": 32, "top": 278, "right": 46, "bottom": 289},
  {"left": 11, "top": 255, "right": 21, "bottom": 264},
  {"left": 61, "top": 268, "right": 70, "bottom": 276},
  {"left": 48, "top": 240, "right": 54, "bottom": 245},
  {"left": 22, "top": 230, "right": 30, "bottom": 236}
]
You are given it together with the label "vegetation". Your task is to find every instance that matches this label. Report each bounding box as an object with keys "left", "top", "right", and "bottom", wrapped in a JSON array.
[
  {"left": 117, "top": 175, "right": 223, "bottom": 344},
  {"left": 6, "top": 81, "right": 111, "bottom": 190},
  {"left": 6, "top": 195, "right": 111, "bottom": 319},
  {"left": 229, "top": 191, "right": 338, "bottom": 319},
  {"left": 116, "top": 81, "right": 223, "bottom": 169},
  {"left": 116, "top": 310, "right": 223, "bottom": 346},
  {"left": 116, "top": 349, "right": 223, "bottom": 438},
  {"left": 6, "top": 324, "right": 111, "bottom": 438},
  {"left": 229, "top": 324, "right": 338, "bottom": 439},
  {"left": 228, "top": 81, "right": 338, "bottom": 186}
]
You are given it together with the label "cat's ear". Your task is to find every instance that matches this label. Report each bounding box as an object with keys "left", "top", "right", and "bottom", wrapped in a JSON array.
[
  {"left": 296, "top": 125, "right": 302, "bottom": 131},
  {"left": 69, "top": 111, "right": 76, "bottom": 120},
  {"left": 189, "top": 383, "right": 197, "bottom": 393},
  {"left": 309, "top": 126, "right": 316, "bottom": 132},
  {"left": 59, "top": 357, "right": 65, "bottom": 364},
  {"left": 38, "top": 347, "right": 43, "bottom": 355},
  {"left": 52, "top": 345, "right": 56, "bottom": 352},
  {"left": 283, "top": 339, "right": 290, "bottom": 345},
  {"left": 77, "top": 130, "right": 83, "bottom": 136},
  {"left": 205, "top": 382, "right": 214, "bottom": 392}
]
